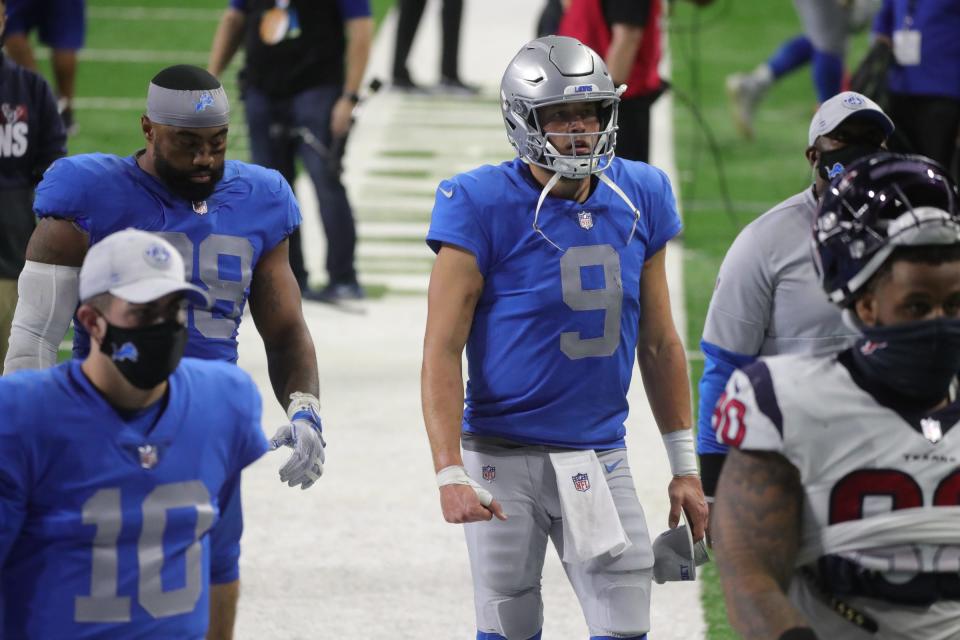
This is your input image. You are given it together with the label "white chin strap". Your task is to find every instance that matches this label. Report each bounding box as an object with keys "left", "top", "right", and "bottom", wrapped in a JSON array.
[{"left": 532, "top": 164, "right": 641, "bottom": 252}]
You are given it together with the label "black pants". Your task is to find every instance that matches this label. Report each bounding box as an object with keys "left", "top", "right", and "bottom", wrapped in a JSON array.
[
  {"left": 392, "top": 0, "right": 463, "bottom": 81},
  {"left": 887, "top": 92, "right": 960, "bottom": 182},
  {"left": 616, "top": 94, "right": 654, "bottom": 163},
  {"left": 537, "top": 0, "right": 564, "bottom": 37},
  {"left": 244, "top": 85, "right": 358, "bottom": 288}
]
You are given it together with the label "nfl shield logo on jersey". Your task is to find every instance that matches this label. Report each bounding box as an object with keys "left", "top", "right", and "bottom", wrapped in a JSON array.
[
  {"left": 572, "top": 472, "right": 590, "bottom": 492},
  {"left": 192, "top": 200, "right": 208, "bottom": 215},
  {"left": 482, "top": 465, "right": 496, "bottom": 482},
  {"left": 578, "top": 211, "right": 594, "bottom": 230},
  {"left": 138, "top": 444, "right": 159, "bottom": 469}
]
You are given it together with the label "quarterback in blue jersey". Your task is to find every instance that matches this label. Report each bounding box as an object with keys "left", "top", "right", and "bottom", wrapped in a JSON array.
[
  {"left": 421, "top": 36, "right": 708, "bottom": 640},
  {"left": 0, "top": 229, "right": 269, "bottom": 639},
  {"left": 3, "top": 64, "right": 324, "bottom": 490}
]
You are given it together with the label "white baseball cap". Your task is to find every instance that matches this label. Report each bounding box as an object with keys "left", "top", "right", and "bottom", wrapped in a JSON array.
[
  {"left": 79, "top": 228, "right": 210, "bottom": 308},
  {"left": 808, "top": 91, "right": 895, "bottom": 146}
]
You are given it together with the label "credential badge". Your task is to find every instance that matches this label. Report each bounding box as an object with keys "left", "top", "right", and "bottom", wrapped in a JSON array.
[
  {"left": 578, "top": 211, "right": 593, "bottom": 230},
  {"left": 572, "top": 472, "right": 590, "bottom": 492},
  {"left": 138, "top": 444, "right": 159, "bottom": 469},
  {"left": 482, "top": 465, "right": 496, "bottom": 482}
]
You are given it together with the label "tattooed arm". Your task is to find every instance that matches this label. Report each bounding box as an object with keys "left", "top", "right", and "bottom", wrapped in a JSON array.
[
  {"left": 714, "top": 448, "right": 811, "bottom": 639},
  {"left": 248, "top": 239, "right": 319, "bottom": 405}
]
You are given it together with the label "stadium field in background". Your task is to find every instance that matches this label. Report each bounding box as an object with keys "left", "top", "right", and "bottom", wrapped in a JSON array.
[{"left": 39, "top": 1, "right": 874, "bottom": 636}]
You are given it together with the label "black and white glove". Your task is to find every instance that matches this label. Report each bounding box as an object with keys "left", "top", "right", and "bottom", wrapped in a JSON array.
[{"left": 270, "top": 392, "right": 325, "bottom": 490}]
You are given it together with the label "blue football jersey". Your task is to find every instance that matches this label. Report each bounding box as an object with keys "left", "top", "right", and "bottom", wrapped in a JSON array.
[
  {"left": 34, "top": 154, "right": 301, "bottom": 363},
  {"left": 0, "top": 359, "right": 268, "bottom": 639},
  {"left": 426, "top": 157, "right": 682, "bottom": 449}
]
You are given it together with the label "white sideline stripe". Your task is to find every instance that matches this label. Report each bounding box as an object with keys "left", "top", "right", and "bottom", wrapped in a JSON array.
[
  {"left": 87, "top": 7, "right": 222, "bottom": 21},
  {"left": 34, "top": 48, "right": 207, "bottom": 64}
]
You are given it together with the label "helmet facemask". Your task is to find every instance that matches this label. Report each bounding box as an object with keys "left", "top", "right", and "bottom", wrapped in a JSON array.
[{"left": 530, "top": 97, "right": 619, "bottom": 179}]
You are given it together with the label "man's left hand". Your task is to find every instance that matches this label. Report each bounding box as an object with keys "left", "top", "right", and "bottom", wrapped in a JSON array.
[
  {"left": 668, "top": 475, "right": 708, "bottom": 542},
  {"left": 270, "top": 407, "right": 325, "bottom": 490},
  {"left": 330, "top": 96, "right": 354, "bottom": 139}
]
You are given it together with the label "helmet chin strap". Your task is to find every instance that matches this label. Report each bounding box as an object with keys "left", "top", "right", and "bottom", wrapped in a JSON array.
[{"left": 532, "top": 157, "right": 642, "bottom": 252}]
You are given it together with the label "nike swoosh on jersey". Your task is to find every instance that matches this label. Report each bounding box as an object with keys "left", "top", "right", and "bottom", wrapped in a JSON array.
[
  {"left": 604, "top": 458, "right": 624, "bottom": 473},
  {"left": 439, "top": 186, "right": 454, "bottom": 198}
]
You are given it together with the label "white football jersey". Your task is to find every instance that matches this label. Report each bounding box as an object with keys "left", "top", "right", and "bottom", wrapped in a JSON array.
[{"left": 715, "top": 352, "right": 960, "bottom": 639}]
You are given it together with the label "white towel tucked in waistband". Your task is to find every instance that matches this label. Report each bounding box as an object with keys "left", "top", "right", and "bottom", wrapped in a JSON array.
[{"left": 549, "top": 450, "right": 631, "bottom": 563}]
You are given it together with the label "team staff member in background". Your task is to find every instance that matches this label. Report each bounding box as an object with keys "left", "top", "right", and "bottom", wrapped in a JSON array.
[
  {"left": 392, "top": 0, "right": 477, "bottom": 94},
  {"left": 3, "top": 65, "right": 325, "bottom": 491},
  {"left": 696, "top": 92, "right": 894, "bottom": 501},
  {"left": 3, "top": 0, "right": 83, "bottom": 134},
  {"left": 422, "top": 36, "right": 706, "bottom": 639},
  {"left": 208, "top": 0, "right": 373, "bottom": 302},
  {"left": 557, "top": 0, "right": 713, "bottom": 163},
  {"left": 872, "top": 0, "right": 960, "bottom": 181},
  {"left": 0, "top": 229, "right": 269, "bottom": 639},
  {"left": 0, "top": 0, "right": 66, "bottom": 365},
  {"left": 714, "top": 153, "right": 960, "bottom": 639}
]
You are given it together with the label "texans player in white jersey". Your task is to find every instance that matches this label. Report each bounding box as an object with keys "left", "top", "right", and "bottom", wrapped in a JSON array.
[
  {"left": 422, "top": 36, "right": 707, "bottom": 640},
  {"left": 713, "top": 153, "right": 960, "bottom": 640}
]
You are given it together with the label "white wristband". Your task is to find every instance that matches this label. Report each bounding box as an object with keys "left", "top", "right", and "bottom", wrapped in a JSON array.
[
  {"left": 436, "top": 465, "right": 493, "bottom": 507},
  {"left": 662, "top": 430, "right": 698, "bottom": 477},
  {"left": 286, "top": 391, "right": 320, "bottom": 420}
]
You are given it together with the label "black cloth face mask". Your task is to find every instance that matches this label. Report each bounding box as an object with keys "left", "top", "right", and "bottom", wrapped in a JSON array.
[
  {"left": 100, "top": 320, "right": 188, "bottom": 390},
  {"left": 818, "top": 144, "right": 879, "bottom": 182},
  {"left": 853, "top": 317, "right": 960, "bottom": 405}
]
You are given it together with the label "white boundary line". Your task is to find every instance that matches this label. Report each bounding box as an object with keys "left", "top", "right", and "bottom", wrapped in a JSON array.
[{"left": 87, "top": 7, "right": 222, "bottom": 21}]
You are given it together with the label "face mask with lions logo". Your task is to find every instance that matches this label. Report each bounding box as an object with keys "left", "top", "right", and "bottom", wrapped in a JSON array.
[
  {"left": 817, "top": 143, "right": 879, "bottom": 183},
  {"left": 100, "top": 321, "right": 188, "bottom": 390}
]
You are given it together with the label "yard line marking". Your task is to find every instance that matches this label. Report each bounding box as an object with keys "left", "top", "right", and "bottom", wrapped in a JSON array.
[
  {"left": 87, "top": 6, "right": 222, "bottom": 21},
  {"left": 35, "top": 48, "right": 208, "bottom": 64}
]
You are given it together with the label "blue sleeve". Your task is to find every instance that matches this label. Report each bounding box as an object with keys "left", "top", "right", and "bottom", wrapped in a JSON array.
[
  {"left": 872, "top": 0, "right": 894, "bottom": 36},
  {"left": 0, "top": 395, "right": 28, "bottom": 568},
  {"left": 426, "top": 178, "right": 494, "bottom": 275},
  {"left": 34, "top": 157, "right": 89, "bottom": 230},
  {"left": 237, "top": 374, "right": 269, "bottom": 471},
  {"left": 696, "top": 339, "right": 756, "bottom": 455},
  {"left": 228, "top": 0, "right": 246, "bottom": 11},
  {"left": 263, "top": 169, "right": 302, "bottom": 251},
  {"left": 645, "top": 168, "right": 683, "bottom": 258},
  {"left": 209, "top": 472, "right": 243, "bottom": 584},
  {"left": 209, "top": 375, "right": 267, "bottom": 584},
  {"left": 337, "top": 0, "right": 371, "bottom": 19}
]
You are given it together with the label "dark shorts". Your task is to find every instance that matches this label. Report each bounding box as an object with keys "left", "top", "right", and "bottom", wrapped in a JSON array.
[{"left": 6, "top": 0, "right": 86, "bottom": 49}]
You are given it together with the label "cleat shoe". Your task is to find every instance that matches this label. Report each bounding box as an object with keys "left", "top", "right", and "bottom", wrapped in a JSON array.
[
  {"left": 725, "top": 72, "right": 766, "bottom": 140},
  {"left": 302, "top": 282, "right": 366, "bottom": 304},
  {"left": 437, "top": 76, "right": 480, "bottom": 96}
]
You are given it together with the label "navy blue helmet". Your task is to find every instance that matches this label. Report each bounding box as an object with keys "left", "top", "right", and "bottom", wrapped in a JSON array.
[{"left": 814, "top": 152, "right": 960, "bottom": 306}]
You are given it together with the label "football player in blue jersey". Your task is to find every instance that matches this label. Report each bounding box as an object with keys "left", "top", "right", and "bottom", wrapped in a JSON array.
[
  {"left": 0, "top": 229, "right": 269, "bottom": 639},
  {"left": 2, "top": 64, "right": 324, "bottom": 490},
  {"left": 421, "top": 36, "right": 708, "bottom": 640}
]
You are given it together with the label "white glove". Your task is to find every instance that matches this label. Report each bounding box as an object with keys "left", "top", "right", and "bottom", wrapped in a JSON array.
[{"left": 270, "top": 392, "right": 325, "bottom": 490}]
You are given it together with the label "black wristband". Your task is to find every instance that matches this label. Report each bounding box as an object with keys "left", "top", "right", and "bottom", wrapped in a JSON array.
[
  {"left": 779, "top": 628, "right": 818, "bottom": 640},
  {"left": 344, "top": 92, "right": 360, "bottom": 104}
]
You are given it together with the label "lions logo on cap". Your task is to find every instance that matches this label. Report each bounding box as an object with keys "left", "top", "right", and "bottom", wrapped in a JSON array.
[
  {"left": 195, "top": 91, "right": 215, "bottom": 113},
  {"left": 143, "top": 243, "right": 172, "bottom": 270},
  {"left": 842, "top": 94, "right": 865, "bottom": 109}
]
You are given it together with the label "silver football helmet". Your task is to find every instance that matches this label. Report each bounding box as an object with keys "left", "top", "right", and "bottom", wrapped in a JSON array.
[{"left": 501, "top": 36, "right": 623, "bottom": 180}]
